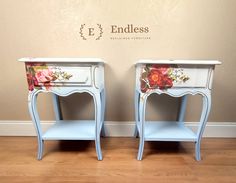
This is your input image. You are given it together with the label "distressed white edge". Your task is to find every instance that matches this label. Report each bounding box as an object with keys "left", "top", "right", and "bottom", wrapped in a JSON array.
[
  {"left": 0, "top": 121, "right": 235, "bottom": 138},
  {"left": 136, "top": 59, "right": 221, "bottom": 65},
  {"left": 18, "top": 57, "right": 105, "bottom": 63}
]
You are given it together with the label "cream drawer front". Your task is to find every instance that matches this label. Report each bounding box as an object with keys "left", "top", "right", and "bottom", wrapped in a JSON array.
[
  {"left": 25, "top": 63, "right": 92, "bottom": 90},
  {"left": 48, "top": 66, "right": 92, "bottom": 86},
  {"left": 172, "top": 68, "right": 210, "bottom": 88},
  {"left": 139, "top": 64, "right": 212, "bottom": 92}
]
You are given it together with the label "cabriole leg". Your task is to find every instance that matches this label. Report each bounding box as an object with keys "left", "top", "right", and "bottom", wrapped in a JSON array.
[
  {"left": 28, "top": 91, "right": 44, "bottom": 160},
  {"left": 100, "top": 89, "right": 106, "bottom": 137},
  {"left": 195, "top": 93, "right": 211, "bottom": 161},
  {"left": 178, "top": 95, "right": 188, "bottom": 124},
  {"left": 134, "top": 90, "right": 140, "bottom": 137},
  {"left": 52, "top": 94, "right": 62, "bottom": 121},
  {"left": 94, "top": 92, "right": 103, "bottom": 160},
  {"left": 137, "top": 94, "right": 147, "bottom": 160}
]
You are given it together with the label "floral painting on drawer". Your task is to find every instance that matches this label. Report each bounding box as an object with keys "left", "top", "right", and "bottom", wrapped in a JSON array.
[
  {"left": 140, "top": 64, "right": 190, "bottom": 93},
  {"left": 25, "top": 63, "right": 73, "bottom": 91}
]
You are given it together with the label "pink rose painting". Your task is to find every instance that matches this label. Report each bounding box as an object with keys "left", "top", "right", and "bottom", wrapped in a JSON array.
[
  {"left": 25, "top": 63, "right": 72, "bottom": 91},
  {"left": 35, "top": 69, "right": 55, "bottom": 83}
]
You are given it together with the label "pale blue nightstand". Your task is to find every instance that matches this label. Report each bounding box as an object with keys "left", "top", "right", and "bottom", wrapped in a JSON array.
[
  {"left": 134, "top": 60, "right": 221, "bottom": 161},
  {"left": 19, "top": 58, "right": 105, "bottom": 160}
]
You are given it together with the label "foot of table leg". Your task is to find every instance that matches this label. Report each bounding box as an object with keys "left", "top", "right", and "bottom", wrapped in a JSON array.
[
  {"left": 37, "top": 139, "right": 44, "bottom": 160},
  {"left": 137, "top": 137, "right": 145, "bottom": 160},
  {"left": 195, "top": 141, "right": 201, "bottom": 161}
]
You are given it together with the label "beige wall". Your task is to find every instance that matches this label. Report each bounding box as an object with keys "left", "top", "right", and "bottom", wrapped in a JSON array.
[{"left": 0, "top": 0, "right": 236, "bottom": 122}]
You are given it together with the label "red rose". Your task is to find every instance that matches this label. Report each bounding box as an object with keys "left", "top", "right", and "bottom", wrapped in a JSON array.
[
  {"left": 142, "top": 64, "right": 174, "bottom": 91},
  {"left": 158, "top": 76, "right": 173, "bottom": 89},
  {"left": 147, "top": 66, "right": 173, "bottom": 90},
  {"left": 152, "top": 64, "right": 170, "bottom": 75},
  {"left": 148, "top": 69, "right": 161, "bottom": 87}
]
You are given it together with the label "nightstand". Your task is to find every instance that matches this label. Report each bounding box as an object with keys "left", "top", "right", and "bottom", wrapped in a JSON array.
[
  {"left": 19, "top": 58, "right": 105, "bottom": 160},
  {"left": 134, "top": 60, "right": 221, "bottom": 161}
]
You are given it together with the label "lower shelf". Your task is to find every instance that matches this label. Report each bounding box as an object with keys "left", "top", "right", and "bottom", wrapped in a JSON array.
[
  {"left": 137, "top": 121, "right": 197, "bottom": 142},
  {"left": 42, "top": 120, "right": 96, "bottom": 140}
]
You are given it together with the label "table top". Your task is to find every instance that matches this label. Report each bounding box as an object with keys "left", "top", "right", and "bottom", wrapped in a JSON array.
[
  {"left": 18, "top": 57, "right": 105, "bottom": 63},
  {"left": 136, "top": 59, "right": 221, "bottom": 65}
]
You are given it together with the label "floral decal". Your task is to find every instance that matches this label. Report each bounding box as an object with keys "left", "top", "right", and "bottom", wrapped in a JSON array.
[
  {"left": 140, "top": 64, "right": 190, "bottom": 93},
  {"left": 25, "top": 63, "right": 72, "bottom": 91}
]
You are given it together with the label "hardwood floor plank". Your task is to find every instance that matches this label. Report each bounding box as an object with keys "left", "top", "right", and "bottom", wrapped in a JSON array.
[{"left": 0, "top": 137, "right": 235, "bottom": 183}]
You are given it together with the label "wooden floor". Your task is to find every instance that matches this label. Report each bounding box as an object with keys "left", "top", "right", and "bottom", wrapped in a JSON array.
[{"left": 0, "top": 137, "right": 235, "bottom": 183}]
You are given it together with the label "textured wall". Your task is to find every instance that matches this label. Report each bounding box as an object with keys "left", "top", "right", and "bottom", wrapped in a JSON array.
[{"left": 0, "top": 0, "right": 235, "bottom": 122}]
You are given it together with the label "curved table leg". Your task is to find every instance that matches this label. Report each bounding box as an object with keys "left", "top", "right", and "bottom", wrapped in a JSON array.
[
  {"left": 178, "top": 95, "right": 188, "bottom": 124},
  {"left": 137, "top": 93, "right": 147, "bottom": 160},
  {"left": 134, "top": 90, "right": 140, "bottom": 137},
  {"left": 195, "top": 92, "right": 211, "bottom": 161},
  {"left": 94, "top": 92, "right": 103, "bottom": 160},
  {"left": 100, "top": 89, "right": 106, "bottom": 137},
  {"left": 52, "top": 94, "right": 62, "bottom": 121},
  {"left": 28, "top": 91, "right": 44, "bottom": 160}
]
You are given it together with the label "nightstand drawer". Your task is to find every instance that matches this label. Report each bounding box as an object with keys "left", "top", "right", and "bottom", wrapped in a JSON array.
[
  {"left": 170, "top": 67, "right": 210, "bottom": 88},
  {"left": 139, "top": 64, "right": 212, "bottom": 92},
  {"left": 25, "top": 63, "right": 92, "bottom": 91}
]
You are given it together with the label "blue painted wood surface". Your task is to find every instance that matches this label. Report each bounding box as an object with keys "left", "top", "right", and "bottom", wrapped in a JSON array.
[
  {"left": 21, "top": 58, "right": 105, "bottom": 160},
  {"left": 42, "top": 120, "right": 96, "bottom": 140},
  {"left": 135, "top": 60, "right": 220, "bottom": 161}
]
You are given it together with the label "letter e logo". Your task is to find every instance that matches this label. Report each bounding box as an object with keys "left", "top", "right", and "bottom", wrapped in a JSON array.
[{"left": 88, "top": 28, "right": 95, "bottom": 36}]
